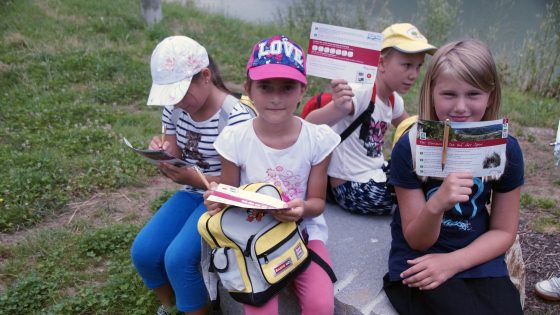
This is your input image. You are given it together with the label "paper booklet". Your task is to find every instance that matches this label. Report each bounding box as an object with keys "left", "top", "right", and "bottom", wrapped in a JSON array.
[
  {"left": 207, "top": 184, "right": 289, "bottom": 210},
  {"left": 123, "top": 137, "right": 189, "bottom": 167},
  {"left": 306, "top": 22, "right": 383, "bottom": 84},
  {"left": 414, "top": 118, "right": 509, "bottom": 178}
]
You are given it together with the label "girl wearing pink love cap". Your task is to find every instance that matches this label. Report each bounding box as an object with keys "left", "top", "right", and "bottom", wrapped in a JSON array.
[{"left": 204, "top": 35, "right": 340, "bottom": 315}]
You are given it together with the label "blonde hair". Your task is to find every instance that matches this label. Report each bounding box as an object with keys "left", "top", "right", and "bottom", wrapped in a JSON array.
[{"left": 418, "top": 39, "right": 501, "bottom": 121}]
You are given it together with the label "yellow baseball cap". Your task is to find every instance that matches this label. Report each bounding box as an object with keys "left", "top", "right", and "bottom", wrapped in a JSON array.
[{"left": 382, "top": 23, "right": 436, "bottom": 55}]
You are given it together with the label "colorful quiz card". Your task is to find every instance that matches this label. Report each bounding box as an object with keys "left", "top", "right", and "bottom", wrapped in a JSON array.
[
  {"left": 208, "top": 184, "right": 289, "bottom": 210},
  {"left": 415, "top": 119, "right": 509, "bottom": 178},
  {"left": 306, "top": 22, "right": 383, "bottom": 84}
]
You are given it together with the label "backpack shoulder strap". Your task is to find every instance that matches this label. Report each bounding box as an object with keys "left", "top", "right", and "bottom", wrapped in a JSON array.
[
  {"left": 407, "top": 122, "right": 418, "bottom": 169},
  {"left": 172, "top": 107, "right": 182, "bottom": 126},
  {"left": 308, "top": 249, "right": 337, "bottom": 283},
  {"left": 239, "top": 95, "right": 258, "bottom": 117},
  {"left": 218, "top": 95, "right": 240, "bottom": 133},
  {"left": 339, "top": 85, "right": 377, "bottom": 141},
  {"left": 316, "top": 92, "right": 324, "bottom": 111}
]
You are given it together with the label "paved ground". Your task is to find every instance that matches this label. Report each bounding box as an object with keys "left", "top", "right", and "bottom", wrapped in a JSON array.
[{"left": 218, "top": 203, "right": 397, "bottom": 315}]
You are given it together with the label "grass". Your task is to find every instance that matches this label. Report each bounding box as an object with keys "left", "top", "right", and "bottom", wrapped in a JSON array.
[
  {"left": 0, "top": 0, "right": 558, "bottom": 313},
  {"left": 0, "top": 0, "right": 295, "bottom": 233},
  {"left": 0, "top": 0, "right": 291, "bottom": 312},
  {"left": 521, "top": 193, "right": 559, "bottom": 234}
]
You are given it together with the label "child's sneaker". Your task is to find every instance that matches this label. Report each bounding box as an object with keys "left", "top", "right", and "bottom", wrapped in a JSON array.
[
  {"left": 157, "top": 305, "right": 172, "bottom": 315},
  {"left": 535, "top": 276, "right": 560, "bottom": 301}
]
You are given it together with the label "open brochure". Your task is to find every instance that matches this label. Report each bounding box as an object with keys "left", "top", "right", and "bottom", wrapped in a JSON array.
[
  {"left": 306, "top": 22, "right": 383, "bottom": 84},
  {"left": 414, "top": 118, "right": 509, "bottom": 178},
  {"left": 122, "top": 137, "right": 189, "bottom": 167},
  {"left": 207, "top": 184, "right": 289, "bottom": 210}
]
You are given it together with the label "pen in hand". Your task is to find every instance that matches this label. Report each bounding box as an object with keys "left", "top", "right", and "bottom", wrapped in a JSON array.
[
  {"left": 441, "top": 119, "right": 450, "bottom": 171},
  {"left": 193, "top": 166, "right": 210, "bottom": 189},
  {"left": 161, "top": 125, "right": 166, "bottom": 148}
]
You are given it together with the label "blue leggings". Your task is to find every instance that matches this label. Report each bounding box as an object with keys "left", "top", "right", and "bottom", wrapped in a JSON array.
[{"left": 131, "top": 190, "right": 208, "bottom": 312}]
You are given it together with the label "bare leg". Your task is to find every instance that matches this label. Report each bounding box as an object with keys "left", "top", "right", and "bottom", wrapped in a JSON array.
[
  {"left": 154, "top": 284, "right": 174, "bottom": 308},
  {"left": 185, "top": 305, "right": 209, "bottom": 315},
  {"left": 155, "top": 284, "right": 209, "bottom": 315}
]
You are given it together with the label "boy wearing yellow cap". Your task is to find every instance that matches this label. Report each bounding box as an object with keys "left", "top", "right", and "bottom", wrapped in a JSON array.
[{"left": 305, "top": 23, "right": 436, "bottom": 215}]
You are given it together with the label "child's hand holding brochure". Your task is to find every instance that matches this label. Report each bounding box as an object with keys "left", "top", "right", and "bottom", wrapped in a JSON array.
[
  {"left": 306, "top": 22, "right": 383, "bottom": 84},
  {"left": 414, "top": 118, "right": 509, "bottom": 178},
  {"left": 207, "top": 184, "right": 289, "bottom": 210},
  {"left": 123, "top": 137, "right": 189, "bottom": 167}
]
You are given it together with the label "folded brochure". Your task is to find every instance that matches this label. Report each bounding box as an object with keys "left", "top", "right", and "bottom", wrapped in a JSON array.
[
  {"left": 123, "top": 137, "right": 189, "bottom": 167},
  {"left": 414, "top": 118, "right": 508, "bottom": 178},
  {"left": 207, "top": 184, "right": 289, "bottom": 210}
]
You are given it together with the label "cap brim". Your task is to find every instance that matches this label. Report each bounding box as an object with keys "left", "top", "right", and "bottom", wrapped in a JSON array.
[
  {"left": 390, "top": 42, "right": 437, "bottom": 55},
  {"left": 147, "top": 79, "right": 191, "bottom": 106},
  {"left": 248, "top": 64, "right": 307, "bottom": 85}
]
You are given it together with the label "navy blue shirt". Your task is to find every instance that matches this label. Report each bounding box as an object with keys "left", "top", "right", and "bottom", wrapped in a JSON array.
[{"left": 387, "top": 133, "right": 524, "bottom": 281}]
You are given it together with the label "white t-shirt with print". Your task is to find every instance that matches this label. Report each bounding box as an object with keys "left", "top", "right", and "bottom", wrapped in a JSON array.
[
  {"left": 328, "top": 84, "right": 405, "bottom": 183},
  {"left": 214, "top": 117, "right": 341, "bottom": 243}
]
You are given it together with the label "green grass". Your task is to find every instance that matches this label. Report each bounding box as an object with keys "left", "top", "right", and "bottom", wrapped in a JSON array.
[
  {"left": 520, "top": 192, "right": 559, "bottom": 234},
  {"left": 0, "top": 0, "right": 558, "bottom": 313},
  {"left": 521, "top": 193, "right": 558, "bottom": 211},
  {"left": 0, "top": 224, "right": 158, "bottom": 314},
  {"left": 0, "top": 0, "right": 292, "bottom": 232},
  {"left": 0, "top": 0, "right": 291, "bottom": 311}
]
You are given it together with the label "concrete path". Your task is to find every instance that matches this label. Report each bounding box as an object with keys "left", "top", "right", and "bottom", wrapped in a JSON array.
[
  {"left": 325, "top": 203, "right": 396, "bottom": 315},
  {"left": 217, "top": 203, "right": 398, "bottom": 315}
]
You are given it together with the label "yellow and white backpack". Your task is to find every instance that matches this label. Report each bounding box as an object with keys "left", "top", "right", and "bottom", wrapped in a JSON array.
[{"left": 198, "top": 183, "right": 335, "bottom": 306}]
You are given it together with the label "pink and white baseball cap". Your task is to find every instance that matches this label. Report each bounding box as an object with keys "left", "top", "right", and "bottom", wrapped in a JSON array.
[
  {"left": 246, "top": 35, "right": 307, "bottom": 85},
  {"left": 147, "top": 36, "right": 209, "bottom": 106}
]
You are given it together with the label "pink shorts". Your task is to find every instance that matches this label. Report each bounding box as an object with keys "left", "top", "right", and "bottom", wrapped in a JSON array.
[{"left": 243, "top": 240, "right": 335, "bottom": 315}]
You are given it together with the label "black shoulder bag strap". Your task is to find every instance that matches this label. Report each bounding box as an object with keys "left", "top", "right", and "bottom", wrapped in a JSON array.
[
  {"left": 338, "top": 85, "right": 377, "bottom": 142},
  {"left": 308, "top": 249, "right": 337, "bottom": 283}
]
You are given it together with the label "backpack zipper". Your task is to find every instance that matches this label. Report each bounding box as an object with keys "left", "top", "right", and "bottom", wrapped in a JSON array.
[{"left": 255, "top": 226, "right": 299, "bottom": 263}]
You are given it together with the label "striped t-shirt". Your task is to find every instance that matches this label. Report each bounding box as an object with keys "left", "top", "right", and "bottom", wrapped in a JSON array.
[{"left": 162, "top": 95, "right": 254, "bottom": 193}]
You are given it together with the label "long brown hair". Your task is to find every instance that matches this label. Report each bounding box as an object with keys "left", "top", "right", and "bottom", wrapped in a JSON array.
[
  {"left": 192, "top": 54, "right": 231, "bottom": 94},
  {"left": 418, "top": 39, "right": 501, "bottom": 121}
]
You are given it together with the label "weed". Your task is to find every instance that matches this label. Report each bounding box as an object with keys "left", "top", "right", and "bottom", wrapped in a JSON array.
[
  {"left": 520, "top": 193, "right": 558, "bottom": 210},
  {"left": 0, "top": 224, "right": 158, "bottom": 314},
  {"left": 531, "top": 215, "right": 560, "bottom": 234},
  {"left": 0, "top": 272, "right": 56, "bottom": 312}
]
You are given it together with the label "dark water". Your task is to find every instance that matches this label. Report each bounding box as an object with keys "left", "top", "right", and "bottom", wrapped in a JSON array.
[{"left": 187, "top": 0, "right": 552, "bottom": 57}]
